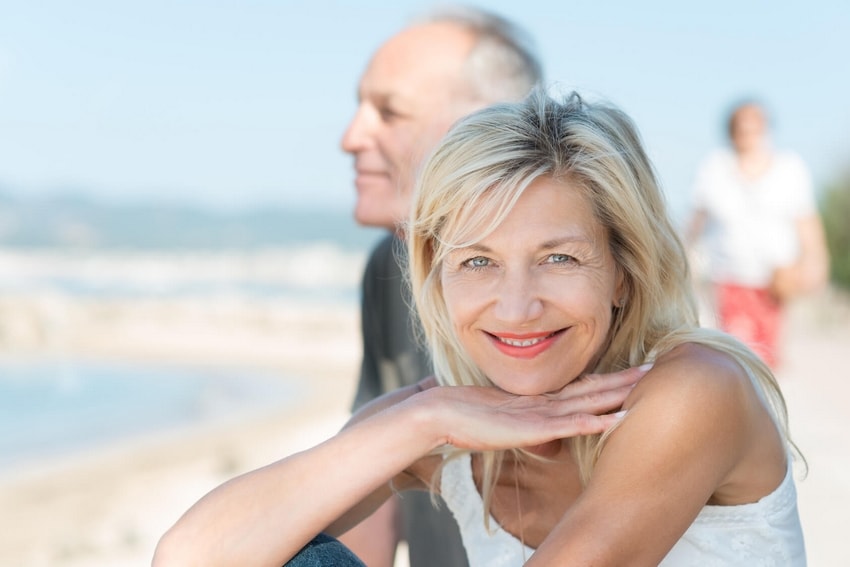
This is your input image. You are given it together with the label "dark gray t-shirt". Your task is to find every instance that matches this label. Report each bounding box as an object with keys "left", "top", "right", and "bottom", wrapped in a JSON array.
[{"left": 353, "top": 234, "right": 430, "bottom": 409}]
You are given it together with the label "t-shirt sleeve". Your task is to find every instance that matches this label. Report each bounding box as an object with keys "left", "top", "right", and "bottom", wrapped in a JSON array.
[
  {"left": 690, "top": 152, "right": 722, "bottom": 211},
  {"left": 351, "top": 241, "right": 386, "bottom": 411},
  {"left": 784, "top": 152, "right": 817, "bottom": 216}
]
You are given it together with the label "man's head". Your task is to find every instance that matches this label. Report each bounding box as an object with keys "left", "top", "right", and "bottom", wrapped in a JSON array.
[
  {"left": 341, "top": 6, "right": 542, "bottom": 230},
  {"left": 727, "top": 100, "right": 770, "bottom": 156}
]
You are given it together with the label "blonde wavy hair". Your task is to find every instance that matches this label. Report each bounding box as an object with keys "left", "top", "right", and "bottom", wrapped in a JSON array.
[{"left": 406, "top": 89, "right": 797, "bottom": 521}]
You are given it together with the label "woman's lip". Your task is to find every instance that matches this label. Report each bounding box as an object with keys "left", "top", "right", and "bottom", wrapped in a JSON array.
[
  {"left": 490, "top": 331, "right": 556, "bottom": 340},
  {"left": 486, "top": 329, "right": 567, "bottom": 359}
]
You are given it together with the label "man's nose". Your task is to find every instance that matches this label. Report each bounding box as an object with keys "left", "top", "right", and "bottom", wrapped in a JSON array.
[{"left": 340, "top": 104, "right": 375, "bottom": 154}]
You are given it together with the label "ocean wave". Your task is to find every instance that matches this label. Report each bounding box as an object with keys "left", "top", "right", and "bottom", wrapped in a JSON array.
[{"left": 0, "top": 243, "right": 367, "bottom": 301}]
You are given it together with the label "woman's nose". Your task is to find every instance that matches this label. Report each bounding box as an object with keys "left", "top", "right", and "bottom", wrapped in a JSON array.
[{"left": 491, "top": 269, "right": 544, "bottom": 325}]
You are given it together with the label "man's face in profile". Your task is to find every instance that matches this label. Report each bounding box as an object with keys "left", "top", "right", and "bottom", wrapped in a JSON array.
[{"left": 340, "top": 23, "right": 476, "bottom": 230}]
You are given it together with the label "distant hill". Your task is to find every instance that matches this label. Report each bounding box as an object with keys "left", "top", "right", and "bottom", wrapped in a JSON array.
[{"left": 0, "top": 191, "right": 382, "bottom": 251}]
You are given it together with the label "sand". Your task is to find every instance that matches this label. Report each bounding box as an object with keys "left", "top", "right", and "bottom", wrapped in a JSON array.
[{"left": 1, "top": 288, "right": 848, "bottom": 566}]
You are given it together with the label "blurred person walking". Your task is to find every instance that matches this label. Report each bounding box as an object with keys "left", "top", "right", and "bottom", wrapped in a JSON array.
[
  {"left": 338, "top": 6, "right": 543, "bottom": 566},
  {"left": 686, "top": 99, "right": 829, "bottom": 369}
]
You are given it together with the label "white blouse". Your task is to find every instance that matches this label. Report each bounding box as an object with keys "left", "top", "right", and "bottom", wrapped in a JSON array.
[{"left": 440, "top": 452, "right": 806, "bottom": 566}]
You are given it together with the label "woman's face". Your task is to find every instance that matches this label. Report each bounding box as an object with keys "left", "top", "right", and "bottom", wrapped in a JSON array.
[{"left": 440, "top": 176, "right": 623, "bottom": 395}]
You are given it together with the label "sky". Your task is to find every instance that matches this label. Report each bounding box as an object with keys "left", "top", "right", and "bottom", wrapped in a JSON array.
[{"left": 1, "top": 0, "right": 848, "bottom": 223}]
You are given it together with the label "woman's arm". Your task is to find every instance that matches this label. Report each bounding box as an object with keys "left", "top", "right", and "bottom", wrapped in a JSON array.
[
  {"left": 529, "top": 344, "right": 787, "bottom": 566},
  {"left": 153, "top": 366, "right": 647, "bottom": 567},
  {"left": 152, "top": 391, "right": 442, "bottom": 567},
  {"left": 334, "top": 380, "right": 434, "bottom": 567}
]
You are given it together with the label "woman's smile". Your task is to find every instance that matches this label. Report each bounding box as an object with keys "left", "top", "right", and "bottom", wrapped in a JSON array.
[{"left": 487, "top": 329, "right": 568, "bottom": 359}]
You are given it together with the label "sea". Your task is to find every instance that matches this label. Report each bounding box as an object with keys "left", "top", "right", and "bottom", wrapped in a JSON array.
[
  {"left": 0, "top": 192, "right": 383, "bottom": 301},
  {"left": 0, "top": 193, "right": 384, "bottom": 471}
]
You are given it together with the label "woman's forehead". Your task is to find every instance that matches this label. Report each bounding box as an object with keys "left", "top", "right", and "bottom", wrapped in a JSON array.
[{"left": 440, "top": 176, "right": 603, "bottom": 248}]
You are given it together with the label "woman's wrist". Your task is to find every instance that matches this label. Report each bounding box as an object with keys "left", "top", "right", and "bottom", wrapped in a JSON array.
[{"left": 392, "top": 386, "right": 453, "bottom": 452}]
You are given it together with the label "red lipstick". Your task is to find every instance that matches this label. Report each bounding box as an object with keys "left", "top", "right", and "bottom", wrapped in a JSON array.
[{"left": 487, "top": 329, "right": 564, "bottom": 359}]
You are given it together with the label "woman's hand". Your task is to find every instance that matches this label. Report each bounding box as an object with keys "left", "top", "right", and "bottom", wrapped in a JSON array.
[{"left": 414, "top": 364, "right": 651, "bottom": 452}]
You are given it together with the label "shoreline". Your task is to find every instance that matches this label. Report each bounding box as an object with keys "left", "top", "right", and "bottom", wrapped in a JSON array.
[
  {"left": 0, "top": 356, "right": 309, "bottom": 472},
  {"left": 0, "top": 357, "right": 357, "bottom": 567}
]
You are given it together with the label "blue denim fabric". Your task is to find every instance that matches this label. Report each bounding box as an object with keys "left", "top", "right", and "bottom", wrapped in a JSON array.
[{"left": 284, "top": 533, "right": 366, "bottom": 567}]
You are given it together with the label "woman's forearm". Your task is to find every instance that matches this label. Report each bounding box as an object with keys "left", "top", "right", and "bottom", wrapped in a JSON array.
[{"left": 153, "top": 396, "right": 442, "bottom": 567}]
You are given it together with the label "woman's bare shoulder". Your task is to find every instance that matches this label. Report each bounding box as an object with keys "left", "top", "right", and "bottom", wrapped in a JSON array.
[
  {"left": 628, "top": 342, "right": 752, "bottom": 409},
  {"left": 616, "top": 342, "right": 758, "bottom": 464}
]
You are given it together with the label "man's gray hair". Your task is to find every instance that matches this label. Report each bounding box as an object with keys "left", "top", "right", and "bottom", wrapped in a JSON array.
[{"left": 419, "top": 5, "right": 544, "bottom": 103}]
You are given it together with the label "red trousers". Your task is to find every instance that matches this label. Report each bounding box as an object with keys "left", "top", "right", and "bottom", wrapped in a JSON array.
[{"left": 716, "top": 283, "right": 783, "bottom": 369}]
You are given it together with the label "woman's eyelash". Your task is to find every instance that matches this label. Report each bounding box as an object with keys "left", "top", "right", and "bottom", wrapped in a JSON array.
[
  {"left": 548, "top": 253, "right": 577, "bottom": 264},
  {"left": 462, "top": 256, "right": 490, "bottom": 270},
  {"left": 460, "top": 254, "right": 578, "bottom": 269}
]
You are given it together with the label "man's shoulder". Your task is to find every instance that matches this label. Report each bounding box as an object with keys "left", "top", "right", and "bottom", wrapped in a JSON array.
[
  {"left": 364, "top": 232, "right": 404, "bottom": 275},
  {"left": 370, "top": 232, "right": 398, "bottom": 257}
]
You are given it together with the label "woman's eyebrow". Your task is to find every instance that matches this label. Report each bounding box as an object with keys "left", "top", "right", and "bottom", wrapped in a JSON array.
[
  {"left": 539, "top": 235, "right": 594, "bottom": 250},
  {"left": 450, "top": 243, "right": 493, "bottom": 255},
  {"left": 450, "top": 235, "right": 593, "bottom": 255}
]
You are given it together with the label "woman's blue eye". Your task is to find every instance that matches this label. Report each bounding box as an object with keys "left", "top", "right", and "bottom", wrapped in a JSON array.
[
  {"left": 464, "top": 256, "right": 490, "bottom": 269},
  {"left": 548, "top": 253, "right": 574, "bottom": 264}
]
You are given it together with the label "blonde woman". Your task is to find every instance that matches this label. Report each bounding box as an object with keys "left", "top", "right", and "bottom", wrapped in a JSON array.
[{"left": 154, "top": 91, "right": 805, "bottom": 566}]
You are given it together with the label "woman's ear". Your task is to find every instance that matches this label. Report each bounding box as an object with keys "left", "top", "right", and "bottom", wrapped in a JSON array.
[{"left": 613, "top": 269, "right": 629, "bottom": 308}]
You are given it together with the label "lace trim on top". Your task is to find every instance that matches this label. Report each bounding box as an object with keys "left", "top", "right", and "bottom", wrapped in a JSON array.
[{"left": 440, "top": 453, "right": 535, "bottom": 566}]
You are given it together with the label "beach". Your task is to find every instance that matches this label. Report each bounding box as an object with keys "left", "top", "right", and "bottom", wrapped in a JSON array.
[
  {"left": 0, "top": 291, "right": 362, "bottom": 567},
  {"left": 1, "top": 287, "right": 848, "bottom": 566}
]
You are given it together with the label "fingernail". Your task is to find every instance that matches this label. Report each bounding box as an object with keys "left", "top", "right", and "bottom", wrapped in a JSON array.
[
  {"left": 613, "top": 410, "right": 628, "bottom": 419},
  {"left": 638, "top": 362, "right": 654, "bottom": 372}
]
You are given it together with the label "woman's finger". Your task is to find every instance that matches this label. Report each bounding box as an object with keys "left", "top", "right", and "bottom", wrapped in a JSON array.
[
  {"left": 547, "top": 384, "right": 636, "bottom": 417},
  {"left": 546, "top": 362, "right": 653, "bottom": 400}
]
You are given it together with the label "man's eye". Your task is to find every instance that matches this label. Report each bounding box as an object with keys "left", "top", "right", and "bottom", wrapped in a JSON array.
[{"left": 378, "top": 107, "right": 401, "bottom": 121}]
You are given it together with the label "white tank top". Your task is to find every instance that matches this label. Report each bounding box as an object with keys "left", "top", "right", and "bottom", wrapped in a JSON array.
[{"left": 440, "top": 453, "right": 806, "bottom": 566}]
